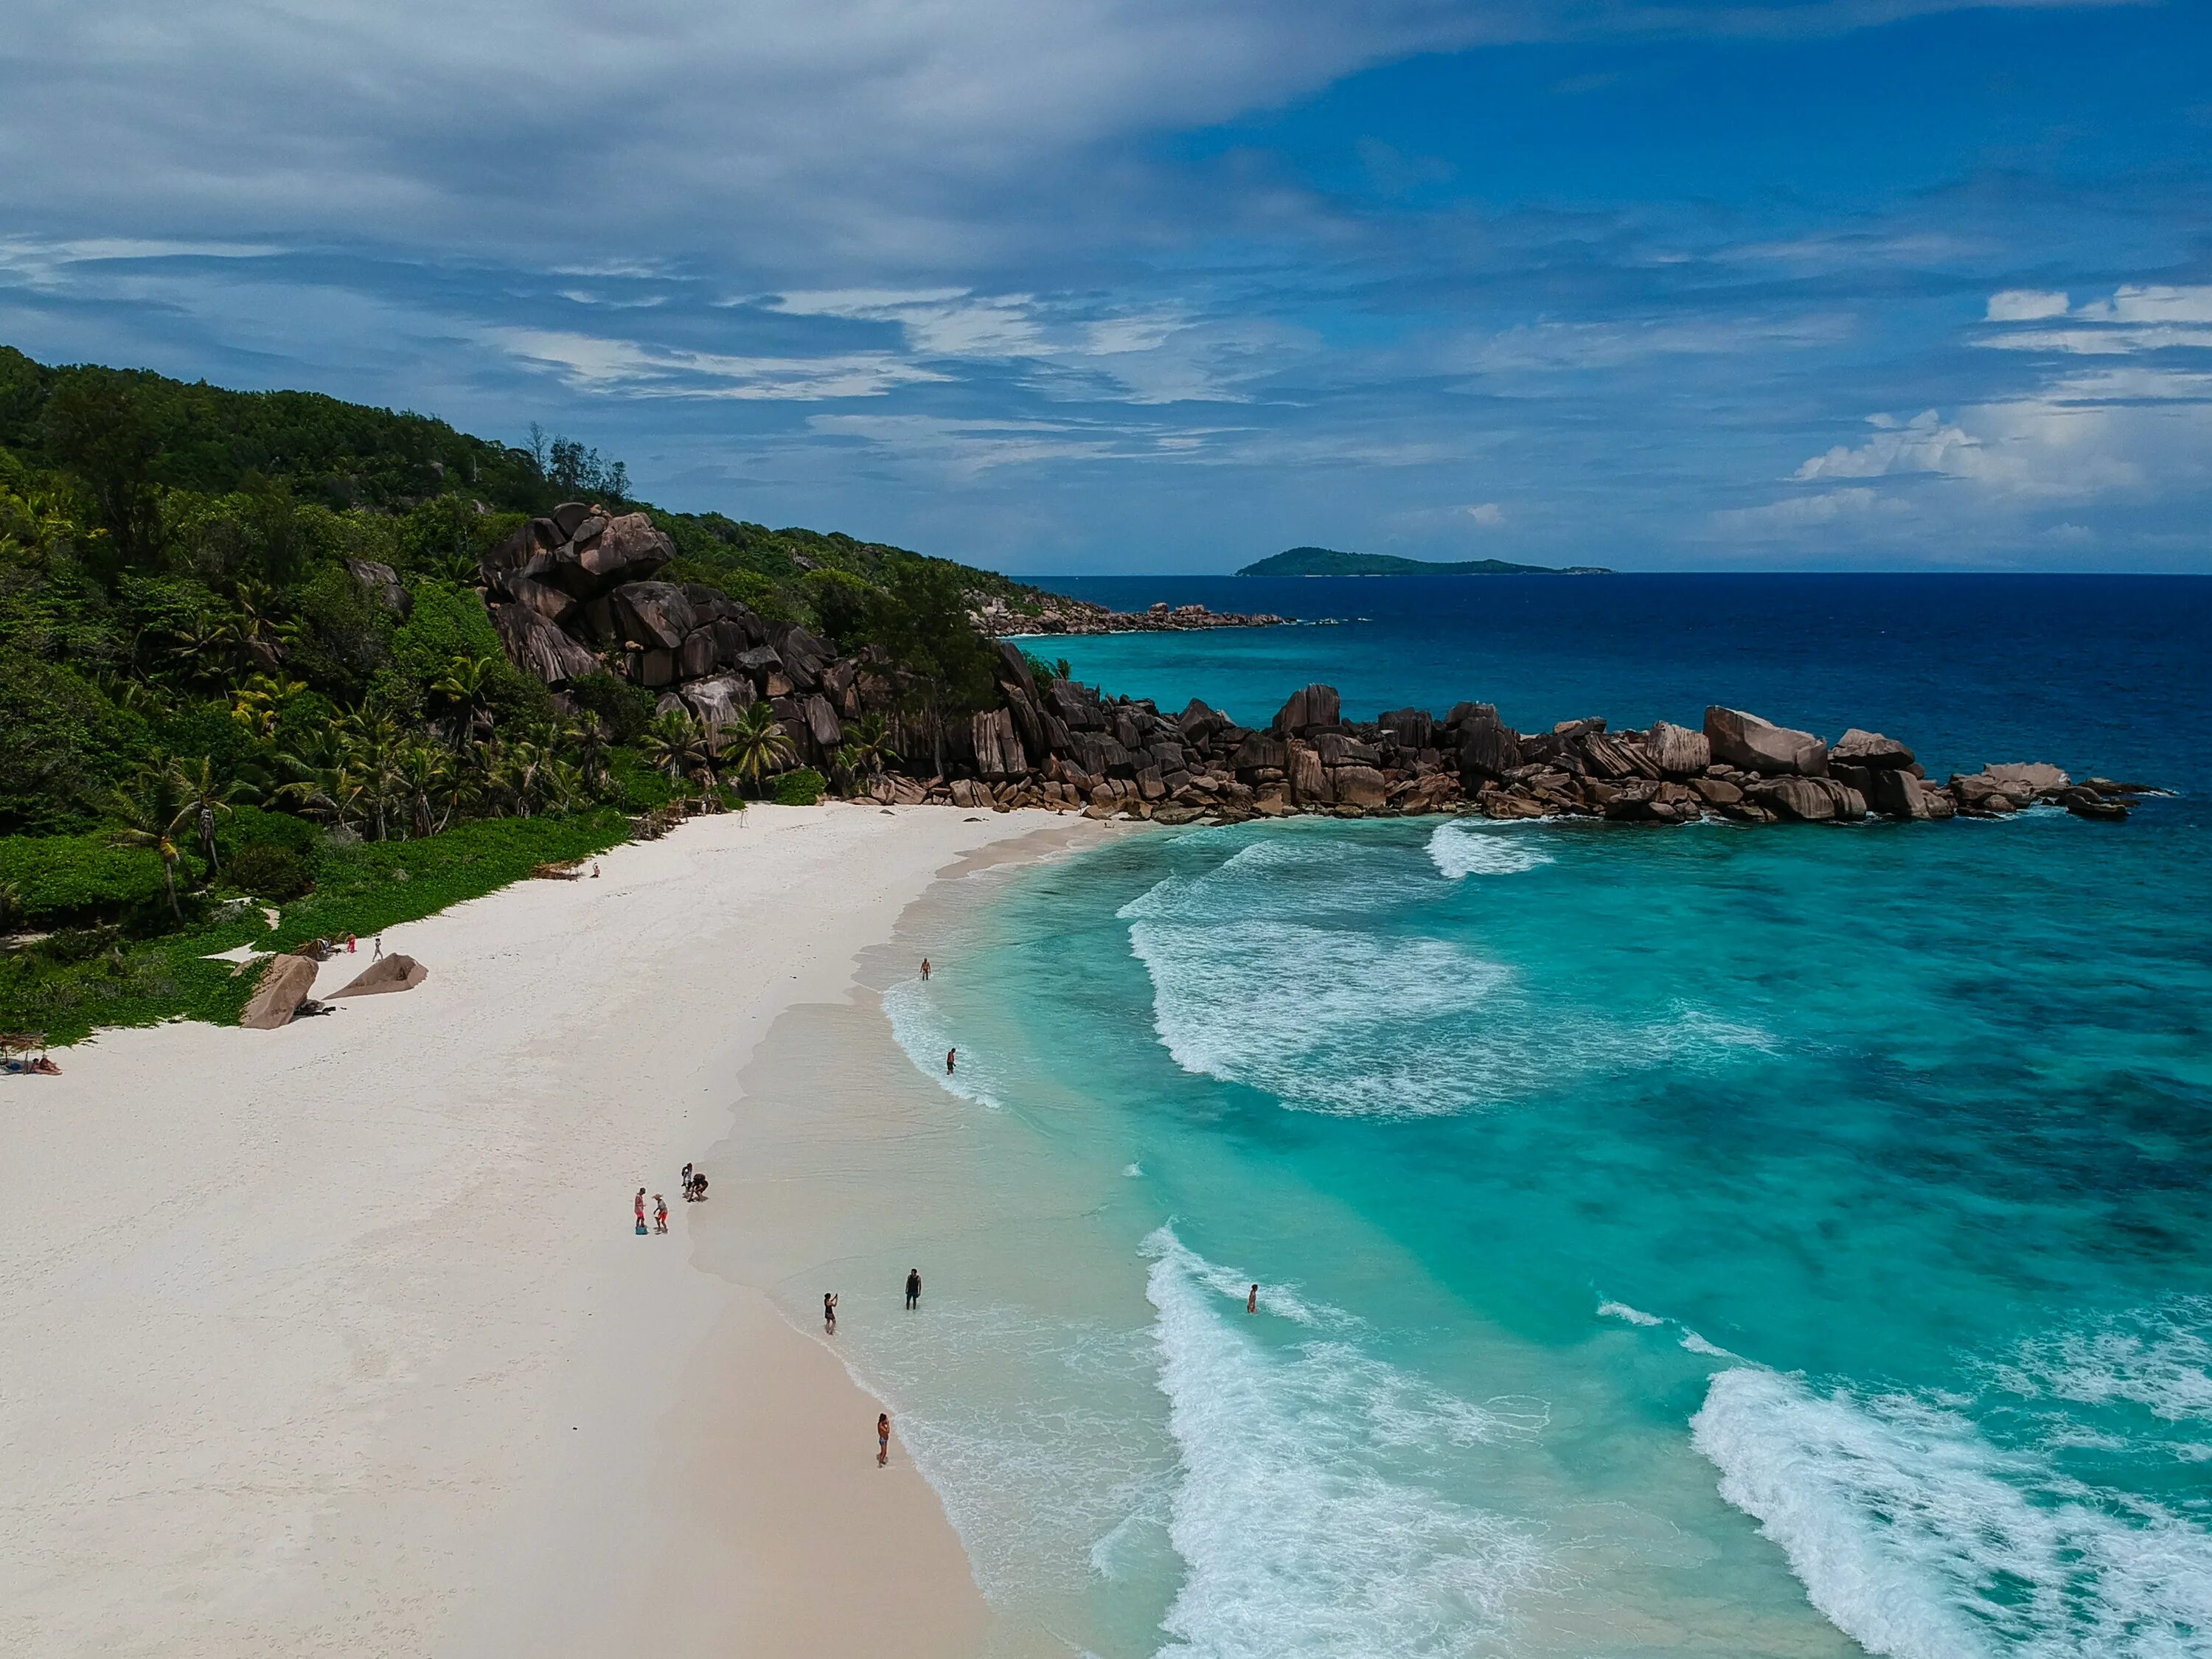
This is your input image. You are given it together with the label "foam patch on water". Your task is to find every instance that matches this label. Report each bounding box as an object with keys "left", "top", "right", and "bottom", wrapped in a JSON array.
[
  {"left": 1119, "top": 840, "right": 1771, "bottom": 1117},
  {"left": 881, "top": 977, "right": 1006, "bottom": 1110},
  {"left": 1426, "top": 821, "right": 1557, "bottom": 880},
  {"left": 1598, "top": 1300, "right": 1665, "bottom": 1327},
  {"left": 1691, "top": 1366, "right": 2212, "bottom": 1659},
  {"left": 1992, "top": 1299, "right": 2212, "bottom": 1425},
  {"left": 1144, "top": 1228, "right": 1545, "bottom": 1657}
]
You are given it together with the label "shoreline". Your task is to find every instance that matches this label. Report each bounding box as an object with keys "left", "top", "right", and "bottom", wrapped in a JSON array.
[{"left": 0, "top": 804, "right": 1116, "bottom": 1658}]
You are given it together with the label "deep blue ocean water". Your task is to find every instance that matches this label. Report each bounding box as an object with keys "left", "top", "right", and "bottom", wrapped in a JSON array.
[{"left": 862, "top": 576, "right": 2212, "bottom": 1658}]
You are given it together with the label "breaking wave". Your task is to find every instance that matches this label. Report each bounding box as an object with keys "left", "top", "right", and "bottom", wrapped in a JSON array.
[{"left": 1426, "top": 821, "right": 1556, "bottom": 880}]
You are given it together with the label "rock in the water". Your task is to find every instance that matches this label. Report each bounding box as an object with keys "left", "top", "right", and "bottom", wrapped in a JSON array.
[
  {"left": 1688, "top": 775, "right": 1744, "bottom": 807},
  {"left": 1750, "top": 776, "right": 1837, "bottom": 821},
  {"left": 1867, "top": 767, "right": 1931, "bottom": 821},
  {"left": 1648, "top": 720, "right": 1711, "bottom": 777},
  {"left": 240, "top": 953, "right": 319, "bottom": 1029},
  {"left": 1272, "top": 684, "right": 1341, "bottom": 735},
  {"left": 1982, "top": 762, "right": 2070, "bottom": 797},
  {"left": 1705, "top": 706, "right": 1829, "bottom": 776},
  {"left": 1950, "top": 773, "right": 2024, "bottom": 814},
  {"left": 1832, "top": 728, "right": 1916, "bottom": 770},
  {"left": 2061, "top": 790, "right": 2129, "bottom": 822},
  {"left": 328, "top": 954, "right": 428, "bottom": 998}
]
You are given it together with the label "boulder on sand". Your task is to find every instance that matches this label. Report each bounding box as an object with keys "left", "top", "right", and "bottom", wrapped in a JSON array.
[
  {"left": 240, "top": 953, "right": 319, "bottom": 1029},
  {"left": 328, "top": 954, "right": 428, "bottom": 998},
  {"left": 1705, "top": 706, "right": 1828, "bottom": 777}
]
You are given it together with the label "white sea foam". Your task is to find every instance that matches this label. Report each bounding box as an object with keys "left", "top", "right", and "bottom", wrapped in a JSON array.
[
  {"left": 1992, "top": 1300, "right": 2212, "bottom": 1425},
  {"left": 1691, "top": 1366, "right": 2212, "bottom": 1659},
  {"left": 1119, "top": 842, "right": 1772, "bottom": 1116},
  {"left": 1597, "top": 1300, "right": 1665, "bottom": 1327},
  {"left": 1425, "top": 821, "right": 1556, "bottom": 880},
  {"left": 880, "top": 977, "right": 1006, "bottom": 1110},
  {"left": 1144, "top": 1228, "right": 1545, "bottom": 1658},
  {"left": 1678, "top": 1329, "right": 1739, "bottom": 1360},
  {"left": 1124, "top": 1162, "right": 1144, "bottom": 1178}
]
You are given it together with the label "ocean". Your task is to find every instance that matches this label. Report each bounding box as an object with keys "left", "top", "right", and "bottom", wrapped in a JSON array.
[{"left": 790, "top": 576, "right": 2212, "bottom": 1658}]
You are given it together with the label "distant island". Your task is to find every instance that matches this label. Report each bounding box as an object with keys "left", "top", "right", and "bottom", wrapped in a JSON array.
[{"left": 1237, "top": 546, "right": 1612, "bottom": 577}]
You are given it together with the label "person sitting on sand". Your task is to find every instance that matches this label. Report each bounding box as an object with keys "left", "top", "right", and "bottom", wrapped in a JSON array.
[
  {"left": 877, "top": 1412, "right": 891, "bottom": 1465},
  {"left": 689, "top": 1172, "right": 708, "bottom": 1200}
]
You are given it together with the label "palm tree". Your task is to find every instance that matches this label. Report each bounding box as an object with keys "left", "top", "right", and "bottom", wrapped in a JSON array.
[
  {"left": 431, "top": 653, "right": 499, "bottom": 741},
  {"left": 639, "top": 709, "right": 711, "bottom": 790},
  {"left": 165, "top": 616, "right": 243, "bottom": 686},
  {"left": 229, "top": 672, "right": 306, "bottom": 740},
  {"left": 721, "top": 700, "right": 796, "bottom": 797},
  {"left": 563, "top": 712, "right": 610, "bottom": 788},
  {"left": 394, "top": 742, "right": 453, "bottom": 839},
  {"left": 166, "top": 756, "right": 247, "bottom": 876},
  {"left": 104, "top": 765, "right": 190, "bottom": 918},
  {"left": 836, "top": 712, "right": 896, "bottom": 778}
]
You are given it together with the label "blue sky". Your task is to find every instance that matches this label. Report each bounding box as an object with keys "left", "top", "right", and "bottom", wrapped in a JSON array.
[{"left": 1, "top": 0, "right": 2206, "bottom": 573}]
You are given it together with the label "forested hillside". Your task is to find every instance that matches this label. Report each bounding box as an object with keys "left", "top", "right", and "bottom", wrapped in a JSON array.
[{"left": 0, "top": 345, "right": 1051, "bottom": 1037}]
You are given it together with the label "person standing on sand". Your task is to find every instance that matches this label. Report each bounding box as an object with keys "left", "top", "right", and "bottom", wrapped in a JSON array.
[
  {"left": 877, "top": 1412, "right": 891, "bottom": 1465},
  {"left": 372, "top": 934, "right": 382, "bottom": 959},
  {"left": 905, "top": 1267, "right": 922, "bottom": 1310},
  {"left": 824, "top": 1293, "right": 838, "bottom": 1334},
  {"left": 653, "top": 1195, "right": 668, "bottom": 1234},
  {"left": 1248, "top": 1284, "right": 1259, "bottom": 1315},
  {"left": 946, "top": 1048, "right": 956, "bottom": 1075},
  {"left": 345, "top": 932, "right": 357, "bottom": 954},
  {"left": 920, "top": 958, "right": 931, "bottom": 981},
  {"left": 636, "top": 1189, "right": 647, "bottom": 1230}
]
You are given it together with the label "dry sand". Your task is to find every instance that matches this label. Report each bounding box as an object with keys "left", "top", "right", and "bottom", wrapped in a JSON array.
[{"left": 0, "top": 804, "right": 1108, "bottom": 1658}]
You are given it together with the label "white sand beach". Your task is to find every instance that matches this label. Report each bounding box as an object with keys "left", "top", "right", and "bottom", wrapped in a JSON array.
[{"left": 0, "top": 804, "right": 1107, "bottom": 1658}]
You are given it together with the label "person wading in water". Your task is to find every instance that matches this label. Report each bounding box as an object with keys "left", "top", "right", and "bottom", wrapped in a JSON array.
[{"left": 905, "top": 1267, "right": 922, "bottom": 1310}]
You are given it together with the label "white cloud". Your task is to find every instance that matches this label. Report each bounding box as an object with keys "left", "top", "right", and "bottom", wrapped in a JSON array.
[
  {"left": 1793, "top": 410, "right": 1978, "bottom": 480},
  {"left": 491, "top": 328, "right": 947, "bottom": 400},
  {"left": 1464, "top": 501, "right": 1505, "bottom": 526},
  {"left": 1976, "top": 284, "right": 2212, "bottom": 354},
  {"left": 1713, "top": 487, "right": 1904, "bottom": 533},
  {"left": 1986, "top": 289, "right": 2069, "bottom": 321}
]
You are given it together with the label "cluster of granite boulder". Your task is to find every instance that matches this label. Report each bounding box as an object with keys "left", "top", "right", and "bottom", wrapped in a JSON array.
[
  {"left": 970, "top": 593, "right": 1287, "bottom": 636},
  {"left": 479, "top": 501, "right": 890, "bottom": 771},
  {"left": 859, "top": 667, "right": 2147, "bottom": 828},
  {"left": 470, "top": 507, "right": 2143, "bottom": 828}
]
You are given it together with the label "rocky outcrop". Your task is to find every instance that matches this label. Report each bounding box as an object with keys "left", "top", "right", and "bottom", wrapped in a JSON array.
[
  {"left": 344, "top": 557, "right": 412, "bottom": 619},
  {"left": 974, "top": 595, "right": 1286, "bottom": 636},
  {"left": 1705, "top": 706, "right": 1828, "bottom": 777}
]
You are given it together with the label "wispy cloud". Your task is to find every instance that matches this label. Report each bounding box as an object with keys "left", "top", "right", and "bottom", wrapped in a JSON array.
[{"left": 492, "top": 329, "right": 948, "bottom": 400}]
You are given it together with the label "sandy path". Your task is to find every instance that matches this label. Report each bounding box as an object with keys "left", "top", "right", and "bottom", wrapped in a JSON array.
[{"left": 0, "top": 804, "right": 1102, "bottom": 1658}]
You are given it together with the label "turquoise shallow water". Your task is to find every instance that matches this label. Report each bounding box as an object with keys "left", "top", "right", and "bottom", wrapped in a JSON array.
[{"left": 856, "top": 577, "right": 2212, "bottom": 1658}]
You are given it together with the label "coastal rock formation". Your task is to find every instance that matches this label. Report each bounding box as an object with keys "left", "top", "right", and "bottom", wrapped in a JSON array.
[
  {"left": 973, "top": 594, "right": 1287, "bottom": 636},
  {"left": 474, "top": 510, "right": 2146, "bottom": 836},
  {"left": 478, "top": 504, "right": 899, "bottom": 773}
]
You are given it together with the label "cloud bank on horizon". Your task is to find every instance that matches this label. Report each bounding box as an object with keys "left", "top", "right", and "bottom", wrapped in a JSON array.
[{"left": 1, "top": 0, "right": 2205, "bottom": 572}]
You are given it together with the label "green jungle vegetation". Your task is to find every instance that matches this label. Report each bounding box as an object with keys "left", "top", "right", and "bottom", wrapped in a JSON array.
[{"left": 0, "top": 344, "right": 1045, "bottom": 1040}]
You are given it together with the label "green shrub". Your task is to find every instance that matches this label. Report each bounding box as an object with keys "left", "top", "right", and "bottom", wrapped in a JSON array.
[
  {"left": 570, "top": 671, "right": 655, "bottom": 745},
  {"left": 772, "top": 767, "right": 827, "bottom": 806},
  {"left": 0, "top": 831, "right": 172, "bottom": 922},
  {"left": 224, "top": 842, "right": 313, "bottom": 900}
]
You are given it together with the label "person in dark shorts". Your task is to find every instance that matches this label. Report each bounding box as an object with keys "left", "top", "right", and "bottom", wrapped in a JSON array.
[
  {"left": 824, "top": 1292, "right": 838, "bottom": 1333},
  {"left": 877, "top": 1412, "right": 891, "bottom": 1465},
  {"left": 905, "top": 1267, "right": 922, "bottom": 1310}
]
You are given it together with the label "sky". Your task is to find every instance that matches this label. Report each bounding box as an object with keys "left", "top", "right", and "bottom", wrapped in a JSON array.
[{"left": 1, "top": 0, "right": 2207, "bottom": 574}]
